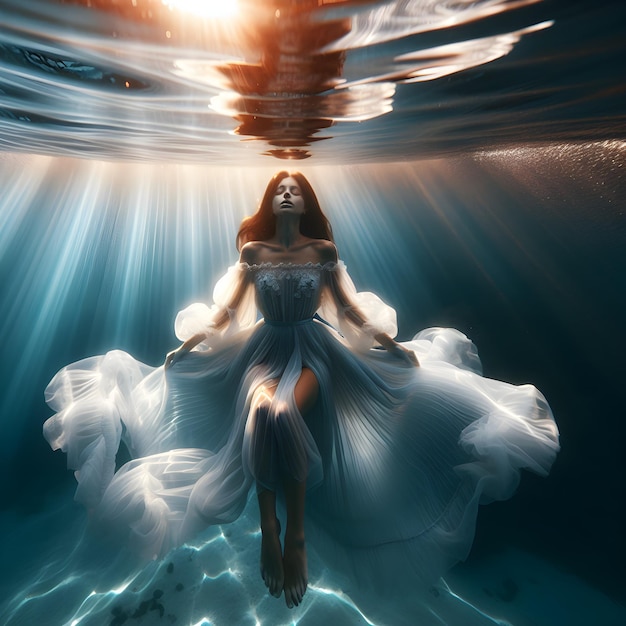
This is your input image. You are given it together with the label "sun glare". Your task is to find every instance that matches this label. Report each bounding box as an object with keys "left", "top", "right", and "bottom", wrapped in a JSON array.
[{"left": 162, "top": 0, "right": 239, "bottom": 19}]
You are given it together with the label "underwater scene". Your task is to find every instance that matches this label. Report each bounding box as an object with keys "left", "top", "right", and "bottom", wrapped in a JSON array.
[{"left": 0, "top": 1, "right": 624, "bottom": 625}]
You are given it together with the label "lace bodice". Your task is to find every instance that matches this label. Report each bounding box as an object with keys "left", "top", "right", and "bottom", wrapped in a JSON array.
[
  {"left": 250, "top": 263, "right": 328, "bottom": 323},
  {"left": 174, "top": 260, "right": 398, "bottom": 350}
]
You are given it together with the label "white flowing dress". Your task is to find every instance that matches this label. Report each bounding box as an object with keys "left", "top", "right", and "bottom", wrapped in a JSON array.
[{"left": 44, "top": 261, "right": 559, "bottom": 589}]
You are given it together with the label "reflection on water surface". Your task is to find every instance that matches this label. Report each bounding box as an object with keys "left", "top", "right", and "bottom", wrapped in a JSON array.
[{"left": 1, "top": 0, "right": 622, "bottom": 162}]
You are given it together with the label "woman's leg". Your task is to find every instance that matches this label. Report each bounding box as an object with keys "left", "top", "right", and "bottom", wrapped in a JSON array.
[
  {"left": 253, "top": 383, "right": 284, "bottom": 598},
  {"left": 283, "top": 367, "right": 318, "bottom": 608},
  {"left": 258, "top": 487, "right": 283, "bottom": 598},
  {"left": 254, "top": 368, "right": 319, "bottom": 605}
]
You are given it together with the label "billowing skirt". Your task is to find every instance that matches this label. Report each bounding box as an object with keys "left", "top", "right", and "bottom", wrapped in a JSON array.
[{"left": 43, "top": 321, "right": 559, "bottom": 589}]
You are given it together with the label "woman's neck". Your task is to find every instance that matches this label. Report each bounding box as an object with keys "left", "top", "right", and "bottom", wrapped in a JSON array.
[{"left": 273, "top": 214, "right": 303, "bottom": 250}]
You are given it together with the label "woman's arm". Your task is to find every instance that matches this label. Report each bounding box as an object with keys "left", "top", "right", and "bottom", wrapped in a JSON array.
[
  {"left": 164, "top": 257, "right": 252, "bottom": 369},
  {"left": 323, "top": 243, "right": 419, "bottom": 367},
  {"left": 371, "top": 331, "right": 420, "bottom": 366},
  {"left": 165, "top": 332, "right": 207, "bottom": 368},
  {"left": 336, "top": 291, "right": 419, "bottom": 367}
]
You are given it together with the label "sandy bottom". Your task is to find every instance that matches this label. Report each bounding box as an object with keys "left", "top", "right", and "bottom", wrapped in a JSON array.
[{"left": 1, "top": 491, "right": 623, "bottom": 626}]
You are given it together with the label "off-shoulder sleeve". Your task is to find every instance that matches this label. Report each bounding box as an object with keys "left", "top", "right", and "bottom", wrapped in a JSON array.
[
  {"left": 318, "top": 261, "right": 398, "bottom": 352},
  {"left": 174, "top": 263, "right": 256, "bottom": 349}
]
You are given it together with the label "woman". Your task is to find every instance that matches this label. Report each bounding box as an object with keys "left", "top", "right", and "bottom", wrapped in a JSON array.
[{"left": 44, "top": 171, "right": 559, "bottom": 610}]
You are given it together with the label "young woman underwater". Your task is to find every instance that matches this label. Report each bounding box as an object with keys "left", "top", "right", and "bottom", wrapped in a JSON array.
[{"left": 44, "top": 171, "right": 560, "bottom": 609}]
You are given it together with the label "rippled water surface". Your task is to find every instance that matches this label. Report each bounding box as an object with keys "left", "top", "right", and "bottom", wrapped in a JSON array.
[{"left": 1, "top": 0, "right": 624, "bottom": 162}]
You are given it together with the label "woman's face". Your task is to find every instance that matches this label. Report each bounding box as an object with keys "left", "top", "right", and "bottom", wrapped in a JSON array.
[{"left": 272, "top": 176, "right": 305, "bottom": 216}]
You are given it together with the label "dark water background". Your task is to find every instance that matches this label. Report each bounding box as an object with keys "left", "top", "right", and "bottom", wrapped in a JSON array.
[{"left": 0, "top": 0, "right": 625, "bottom": 622}]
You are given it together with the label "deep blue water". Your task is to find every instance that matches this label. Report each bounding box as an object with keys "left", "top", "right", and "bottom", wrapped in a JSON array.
[{"left": 0, "top": 1, "right": 625, "bottom": 624}]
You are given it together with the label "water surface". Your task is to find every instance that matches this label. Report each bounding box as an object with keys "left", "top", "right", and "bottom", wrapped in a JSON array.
[{"left": 0, "top": 0, "right": 623, "bottom": 162}]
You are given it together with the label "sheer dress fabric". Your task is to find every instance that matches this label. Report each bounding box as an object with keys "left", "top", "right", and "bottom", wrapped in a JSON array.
[{"left": 44, "top": 261, "right": 559, "bottom": 587}]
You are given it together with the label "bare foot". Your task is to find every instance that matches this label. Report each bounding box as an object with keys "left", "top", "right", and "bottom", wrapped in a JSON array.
[
  {"left": 283, "top": 532, "right": 307, "bottom": 608},
  {"left": 260, "top": 519, "right": 283, "bottom": 598}
]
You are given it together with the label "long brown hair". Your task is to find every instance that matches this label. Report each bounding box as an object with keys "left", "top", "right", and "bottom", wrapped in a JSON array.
[{"left": 236, "top": 171, "right": 334, "bottom": 250}]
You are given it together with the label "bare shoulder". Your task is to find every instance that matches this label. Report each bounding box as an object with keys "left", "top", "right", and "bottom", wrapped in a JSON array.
[
  {"left": 239, "top": 241, "right": 270, "bottom": 265},
  {"left": 311, "top": 239, "right": 338, "bottom": 264}
]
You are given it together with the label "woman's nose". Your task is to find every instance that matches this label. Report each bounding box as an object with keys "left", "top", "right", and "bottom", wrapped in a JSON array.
[{"left": 284, "top": 191, "right": 291, "bottom": 198}]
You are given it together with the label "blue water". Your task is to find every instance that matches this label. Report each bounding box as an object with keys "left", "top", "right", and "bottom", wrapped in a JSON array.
[{"left": 1, "top": 1, "right": 625, "bottom": 624}]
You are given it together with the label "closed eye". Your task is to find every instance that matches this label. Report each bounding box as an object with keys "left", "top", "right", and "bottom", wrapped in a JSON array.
[{"left": 275, "top": 185, "right": 301, "bottom": 195}]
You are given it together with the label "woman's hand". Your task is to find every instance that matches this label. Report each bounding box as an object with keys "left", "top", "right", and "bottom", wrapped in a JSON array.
[
  {"left": 164, "top": 332, "right": 208, "bottom": 369},
  {"left": 164, "top": 347, "right": 187, "bottom": 369},
  {"left": 389, "top": 343, "right": 420, "bottom": 367},
  {"left": 375, "top": 332, "right": 419, "bottom": 367}
]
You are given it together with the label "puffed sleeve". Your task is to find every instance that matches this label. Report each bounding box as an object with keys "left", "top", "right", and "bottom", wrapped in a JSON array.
[
  {"left": 174, "top": 263, "right": 256, "bottom": 350},
  {"left": 318, "top": 261, "right": 398, "bottom": 352}
]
